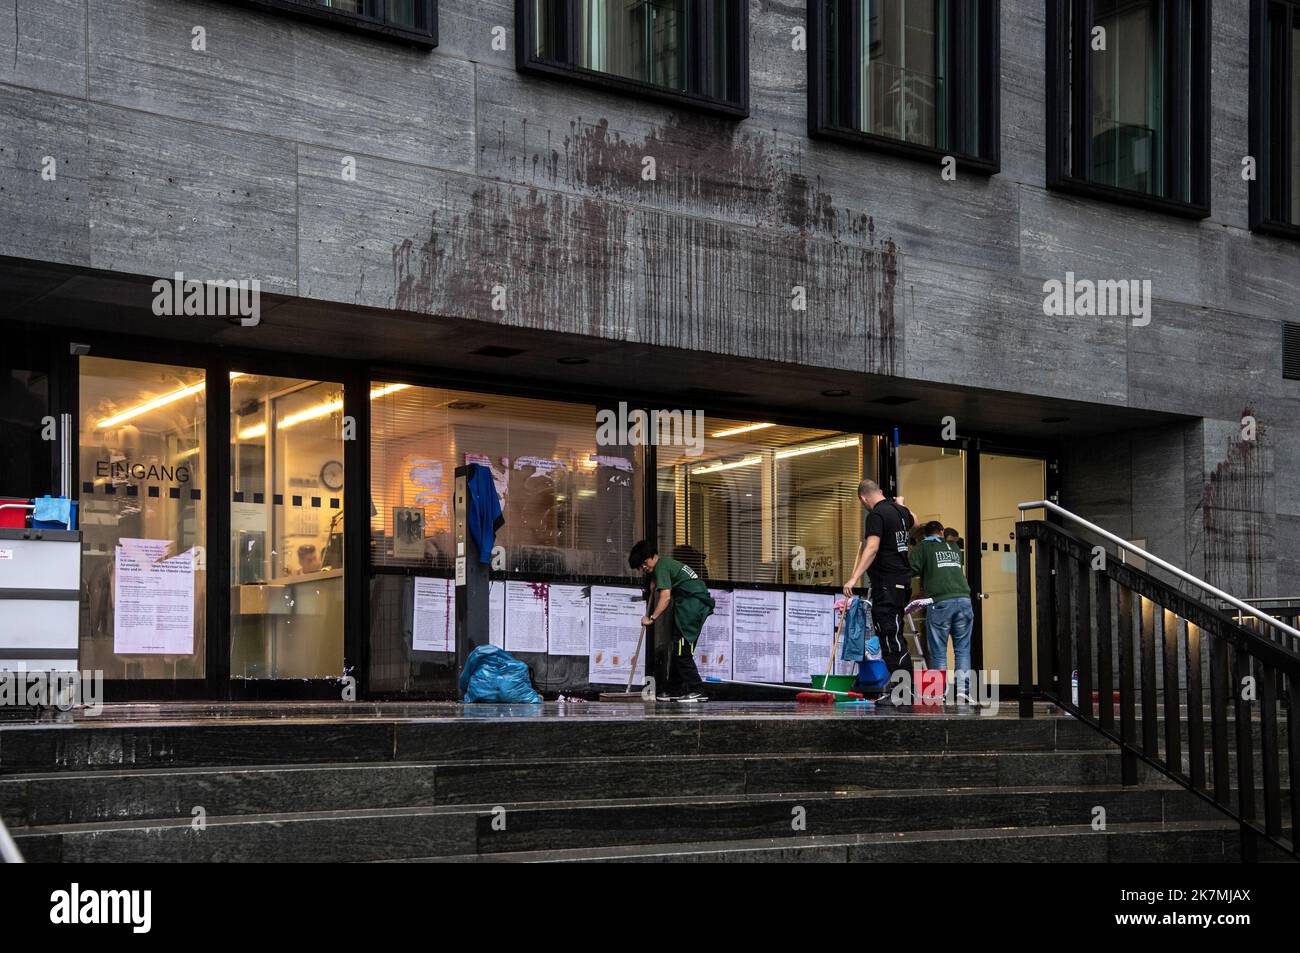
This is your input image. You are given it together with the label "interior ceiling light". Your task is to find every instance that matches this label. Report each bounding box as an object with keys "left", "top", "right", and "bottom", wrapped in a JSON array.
[
  {"left": 689, "top": 455, "right": 763, "bottom": 475},
  {"left": 688, "top": 436, "right": 860, "bottom": 475},
  {"left": 237, "top": 383, "right": 411, "bottom": 441},
  {"left": 711, "top": 422, "right": 775, "bottom": 438},
  {"left": 96, "top": 372, "right": 247, "bottom": 430}
]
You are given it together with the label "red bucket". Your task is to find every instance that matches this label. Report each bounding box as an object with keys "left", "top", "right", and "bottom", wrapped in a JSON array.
[
  {"left": 916, "top": 669, "right": 947, "bottom": 705},
  {"left": 0, "top": 499, "right": 29, "bottom": 529}
]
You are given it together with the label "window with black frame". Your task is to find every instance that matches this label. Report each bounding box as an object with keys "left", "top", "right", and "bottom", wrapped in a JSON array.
[
  {"left": 809, "top": 0, "right": 999, "bottom": 170},
  {"left": 518, "top": 0, "right": 747, "bottom": 116},
  {"left": 1251, "top": 0, "right": 1300, "bottom": 237},
  {"left": 1046, "top": 0, "right": 1210, "bottom": 216},
  {"left": 223, "top": 0, "right": 436, "bottom": 46}
]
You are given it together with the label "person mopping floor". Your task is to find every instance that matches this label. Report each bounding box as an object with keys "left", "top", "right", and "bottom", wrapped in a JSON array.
[{"left": 629, "top": 540, "right": 715, "bottom": 703}]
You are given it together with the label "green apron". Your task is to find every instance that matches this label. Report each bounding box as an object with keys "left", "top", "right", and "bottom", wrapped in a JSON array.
[{"left": 673, "top": 589, "right": 715, "bottom": 644}]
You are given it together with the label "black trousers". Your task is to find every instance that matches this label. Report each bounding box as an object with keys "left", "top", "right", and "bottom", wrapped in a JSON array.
[
  {"left": 871, "top": 578, "right": 913, "bottom": 682},
  {"left": 666, "top": 636, "right": 704, "bottom": 695}
]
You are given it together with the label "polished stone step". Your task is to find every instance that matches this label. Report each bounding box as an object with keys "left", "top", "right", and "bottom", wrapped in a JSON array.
[
  {"left": 12, "top": 785, "right": 1228, "bottom": 863},
  {"left": 0, "top": 750, "right": 1156, "bottom": 828},
  {"left": 458, "top": 821, "right": 1247, "bottom": 863},
  {"left": 0, "top": 714, "right": 1119, "bottom": 774}
]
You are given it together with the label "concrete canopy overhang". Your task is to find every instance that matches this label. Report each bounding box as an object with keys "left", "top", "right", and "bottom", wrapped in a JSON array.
[{"left": 1, "top": 258, "right": 1191, "bottom": 442}]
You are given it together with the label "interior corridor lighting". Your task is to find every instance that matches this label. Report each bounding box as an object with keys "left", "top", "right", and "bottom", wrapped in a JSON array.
[
  {"left": 687, "top": 436, "right": 860, "bottom": 475},
  {"left": 711, "top": 422, "right": 776, "bottom": 438},
  {"left": 95, "top": 372, "right": 246, "bottom": 430},
  {"left": 236, "top": 382, "right": 411, "bottom": 441}
]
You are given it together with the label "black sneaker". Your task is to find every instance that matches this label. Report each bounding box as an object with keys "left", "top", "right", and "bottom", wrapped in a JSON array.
[{"left": 676, "top": 692, "right": 709, "bottom": 703}]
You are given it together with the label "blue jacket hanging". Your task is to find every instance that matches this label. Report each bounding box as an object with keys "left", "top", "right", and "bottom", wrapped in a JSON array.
[
  {"left": 840, "top": 596, "right": 868, "bottom": 662},
  {"left": 466, "top": 463, "right": 505, "bottom": 564}
]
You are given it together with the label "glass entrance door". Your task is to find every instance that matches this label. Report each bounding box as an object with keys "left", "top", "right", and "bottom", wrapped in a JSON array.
[
  {"left": 978, "top": 452, "right": 1047, "bottom": 685},
  {"left": 229, "top": 373, "right": 346, "bottom": 680},
  {"left": 78, "top": 356, "right": 207, "bottom": 682},
  {"left": 897, "top": 443, "right": 968, "bottom": 668}
]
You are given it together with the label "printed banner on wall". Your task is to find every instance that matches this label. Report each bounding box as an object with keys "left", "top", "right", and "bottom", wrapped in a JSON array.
[
  {"left": 412, "top": 576, "right": 453, "bottom": 653},
  {"left": 589, "top": 586, "right": 645, "bottom": 686},
  {"left": 784, "top": 591, "right": 854, "bottom": 683},
  {"left": 489, "top": 580, "right": 505, "bottom": 647},
  {"left": 505, "top": 581, "right": 549, "bottom": 654},
  {"left": 694, "top": 588, "right": 733, "bottom": 680},
  {"left": 731, "top": 589, "right": 783, "bottom": 683},
  {"left": 548, "top": 584, "right": 591, "bottom": 656}
]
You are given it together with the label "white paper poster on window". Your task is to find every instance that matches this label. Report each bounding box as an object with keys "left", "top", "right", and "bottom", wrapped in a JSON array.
[
  {"left": 784, "top": 591, "right": 854, "bottom": 682},
  {"left": 730, "top": 589, "right": 784, "bottom": 683},
  {"left": 412, "top": 576, "right": 453, "bottom": 653},
  {"left": 113, "top": 539, "right": 195, "bottom": 655},
  {"left": 489, "top": 580, "right": 505, "bottom": 647},
  {"left": 589, "top": 586, "right": 645, "bottom": 685},
  {"left": 547, "top": 584, "right": 590, "bottom": 656},
  {"left": 694, "top": 588, "right": 733, "bottom": 680},
  {"left": 505, "top": 580, "right": 548, "bottom": 654}
]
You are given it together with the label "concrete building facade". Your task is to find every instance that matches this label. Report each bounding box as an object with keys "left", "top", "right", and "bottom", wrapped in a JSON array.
[{"left": 1, "top": 0, "right": 1296, "bottom": 698}]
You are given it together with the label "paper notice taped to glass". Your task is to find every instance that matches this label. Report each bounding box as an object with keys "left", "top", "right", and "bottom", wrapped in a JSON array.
[{"left": 113, "top": 539, "right": 195, "bottom": 655}]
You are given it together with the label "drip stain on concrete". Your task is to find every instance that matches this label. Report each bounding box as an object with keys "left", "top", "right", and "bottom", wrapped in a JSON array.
[
  {"left": 395, "top": 115, "right": 900, "bottom": 375},
  {"left": 1201, "top": 410, "right": 1269, "bottom": 596}
]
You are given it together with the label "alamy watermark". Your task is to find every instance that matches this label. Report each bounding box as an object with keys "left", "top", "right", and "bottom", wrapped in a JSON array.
[
  {"left": 0, "top": 670, "right": 104, "bottom": 715},
  {"left": 887, "top": 669, "right": 1001, "bottom": 713},
  {"left": 152, "top": 271, "right": 261, "bottom": 326},
  {"left": 1041, "top": 272, "right": 1151, "bottom": 327},
  {"left": 596, "top": 402, "right": 704, "bottom": 456}
]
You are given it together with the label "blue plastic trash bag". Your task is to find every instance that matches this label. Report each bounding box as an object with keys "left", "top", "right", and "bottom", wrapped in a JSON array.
[
  {"left": 840, "top": 596, "right": 868, "bottom": 662},
  {"left": 459, "top": 644, "right": 541, "bottom": 704}
]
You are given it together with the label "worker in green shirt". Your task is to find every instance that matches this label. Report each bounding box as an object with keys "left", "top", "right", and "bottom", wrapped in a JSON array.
[
  {"left": 910, "top": 520, "right": 975, "bottom": 703},
  {"left": 629, "top": 540, "right": 715, "bottom": 702}
]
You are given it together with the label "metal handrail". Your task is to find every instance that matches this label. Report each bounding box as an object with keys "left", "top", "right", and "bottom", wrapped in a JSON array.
[
  {"left": 0, "top": 816, "right": 23, "bottom": 863},
  {"left": 1018, "top": 499, "right": 1300, "bottom": 643}
]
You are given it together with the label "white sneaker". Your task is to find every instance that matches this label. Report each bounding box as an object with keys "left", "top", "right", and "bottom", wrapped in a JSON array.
[{"left": 956, "top": 692, "right": 976, "bottom": 705}]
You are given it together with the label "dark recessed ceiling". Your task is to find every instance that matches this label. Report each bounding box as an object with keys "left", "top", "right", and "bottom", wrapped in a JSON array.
[{"left": 471, "top": 345, "right": 527, "bottom": 358}]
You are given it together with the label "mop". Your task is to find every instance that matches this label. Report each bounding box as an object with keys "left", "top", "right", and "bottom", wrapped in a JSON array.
[
  {"left": 703, "top": 602, "right": 869, "bottom": 703},
  {"left": 703, "top": 677, "right": 864, "bottom": 700}
]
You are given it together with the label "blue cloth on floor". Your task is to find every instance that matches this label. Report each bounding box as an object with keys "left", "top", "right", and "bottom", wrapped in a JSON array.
[
  {"left": 466, "top": 463, "right": 504, "bottom": 564},
  {"left": 460, "top": 645, "right": 541, "bottom": 704},
  {"left": 33, "top": 496, "right": 73, "bottom": 528},
  {"left": 840, "top": 596, "right": 868, "bottom": 662}
]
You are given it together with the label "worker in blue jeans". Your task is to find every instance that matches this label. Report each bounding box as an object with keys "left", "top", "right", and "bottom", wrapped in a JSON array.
[{"left": 910, "top": 521, "right": 975, "bottom": 703}]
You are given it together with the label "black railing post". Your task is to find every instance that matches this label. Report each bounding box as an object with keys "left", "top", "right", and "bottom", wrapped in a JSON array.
[
  {"left": 1232, "top": 647, "right": 1258, "bottom": 839},
  {"left": 1209, "top": 632, "right": 1231, "bottom": 804},
  {"left": 1117, "top": 586, "right": 1138, "bottom": 786},
  {"left": 1035, "top": 532, "right": 1055, "bottom": 701},
  {"left": 1054, "top": 547, "right": 1073, "bottom": 711},
  {"left": 1259, "top": 666, "right": 1281, "bottom": 839},
  {"left": 1186, "top": 622, "right": 1205, "bottom": 789},
  {"left": 1017, "top": 532, "right": 1034, "bottom": 717},
  {"left": 1140, "top": 597, "right": 1159, "bottom": 760},
  {"left": 1096, "top": 572, "right": 1113, "bottom": 733},
  {"left": 1288, "top": 671, "right": 1300, "bottom": 847},
  {"left": 1074, "top": 558, "right": 1093, "bottom": 720},
  {"left": 1163, "top": 610, "right": 1183, "bottom": 781}
]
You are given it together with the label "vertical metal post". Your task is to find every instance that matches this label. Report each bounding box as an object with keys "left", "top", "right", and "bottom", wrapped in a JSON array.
[{"left": 59, "top": 412, "right": 72, "bottom": 499}]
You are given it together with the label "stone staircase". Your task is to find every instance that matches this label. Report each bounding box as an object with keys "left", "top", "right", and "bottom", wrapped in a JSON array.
[{"left": 0, "top": 703, "right": 1287, "bottom": 863}]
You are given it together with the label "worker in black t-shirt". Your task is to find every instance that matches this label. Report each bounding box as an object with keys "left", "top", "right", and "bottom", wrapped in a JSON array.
[{"left": 843, "top": 478, "right": 916, "bottom": 703}]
